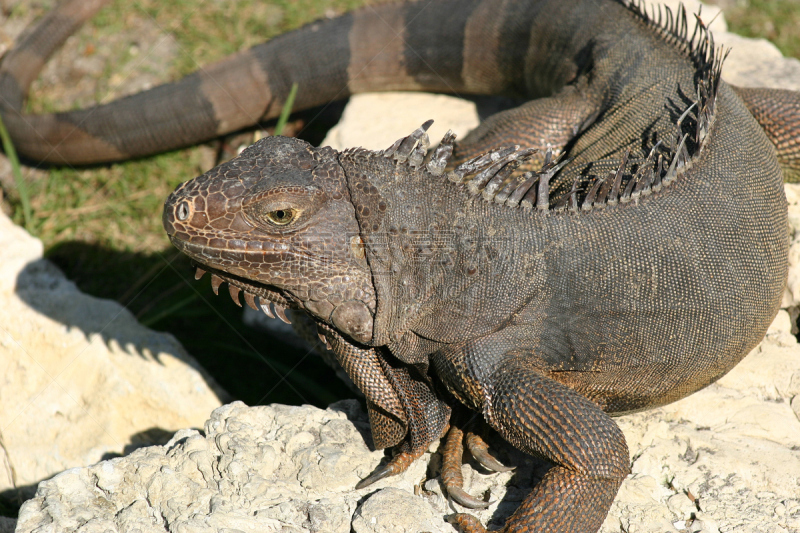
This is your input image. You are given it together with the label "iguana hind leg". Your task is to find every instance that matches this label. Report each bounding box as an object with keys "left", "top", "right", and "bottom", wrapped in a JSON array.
[
  {"left": 732, "top": 85, "right": 800, "bottom": 182},
  {"left": 450, "top": 356, "right": 630, "bottom": 533},
  {"left": 453, "top": 84, "right": 599, "bottom": 170}
]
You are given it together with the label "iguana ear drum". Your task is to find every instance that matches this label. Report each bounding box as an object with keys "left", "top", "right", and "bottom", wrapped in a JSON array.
[{"left": 330, "top": 300, "right": 373, "bottom": 344}]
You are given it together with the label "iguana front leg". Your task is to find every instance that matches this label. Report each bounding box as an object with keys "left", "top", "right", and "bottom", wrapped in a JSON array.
[
  {"left": 434, "top": 350, "right": 630, "bottom": 533},
  {"left": 356, "top": 350, "right": 453, "bottom": 486},
  {"left": 319, "top": 323, "right": 451, "bottom": 480}
]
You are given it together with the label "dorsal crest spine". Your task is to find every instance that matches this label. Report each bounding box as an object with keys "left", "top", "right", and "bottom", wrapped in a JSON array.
[{"left": 368, "top": 1, "right": 727, "bottom": 216}]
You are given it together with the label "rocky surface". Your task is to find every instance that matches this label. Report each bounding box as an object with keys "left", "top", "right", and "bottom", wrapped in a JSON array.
[
  {"left": 13, "top": 320, "right": 800, "bottom": 533},
  {"left": 13, "top": 400, "right": 433, "bottom": 533},
  {"left": 0, "top": 211, "right": 226, "bottom": 508}
]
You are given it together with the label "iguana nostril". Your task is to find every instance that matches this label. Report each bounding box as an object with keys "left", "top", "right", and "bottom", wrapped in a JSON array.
[{"left": 176, "top": 201, "right": 191, "bottom": 221}]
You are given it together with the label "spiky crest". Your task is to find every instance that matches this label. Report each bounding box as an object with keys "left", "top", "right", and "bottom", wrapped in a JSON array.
[
  {"left": 621, "top": 0, "right": 724, "bottom": 74},
  {"left": 361, "top": 2, "right": 727, "bottom": 215}
]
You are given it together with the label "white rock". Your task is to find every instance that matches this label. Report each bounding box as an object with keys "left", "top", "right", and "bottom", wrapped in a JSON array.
[
  {"left": 783, "top": 184, "right": 800, "bottom": 308},
  {"left": 0, "top": 211, "right": 226, "bottom": 501},
  {"left": 321, "top": 92, "right": 480, "bottom": 151},
  {"left": 14, "top": 401, "right": 421, "bottom": 533},
  {"left": 352, "top": 488, "right": 449, "bottom": 533},
  {"left": 718, "top": 32, "right": 800, "bottom": 91},
  {"left": 15, "top": 328, "right": 800, "bottom": 533}
]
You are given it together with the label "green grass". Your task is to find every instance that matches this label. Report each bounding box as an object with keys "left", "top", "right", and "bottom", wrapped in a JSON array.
[
  {"left": 0, "top": 114, "right": 30, "bottom": 232},
  {"left": 1, "top": 0, "right": 372, "bottom": 415},
  {"left": 274, "top": 82, "right": 299, "bottom": 136},
  {"left": 723, "top": 0, "right": 800, "bottom": 59}
]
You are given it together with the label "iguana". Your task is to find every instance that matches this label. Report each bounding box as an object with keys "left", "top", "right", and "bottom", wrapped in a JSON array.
[{"left": 3, "top": 0, "right": 799, "bottom": 532}]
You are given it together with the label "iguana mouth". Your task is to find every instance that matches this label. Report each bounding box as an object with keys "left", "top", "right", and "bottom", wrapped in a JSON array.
[{"left": 190, "top": 262, "right": 297, "bottom": 324}]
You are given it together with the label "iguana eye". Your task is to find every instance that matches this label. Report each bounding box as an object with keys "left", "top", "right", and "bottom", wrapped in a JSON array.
[{"left": 266, "top": 208, "right": 297, "bottom": 226}]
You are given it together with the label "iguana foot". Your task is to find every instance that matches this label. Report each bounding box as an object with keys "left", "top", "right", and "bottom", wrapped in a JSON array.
[
  {"left": 441, "top": 423, "right": 512, "bottom": 509},
  {"left": 445, "top": 512, "right": 489, "bottom": 533},
  {"left": 465, "top": 431, "right": 514, "bottom": 473},
  {"left": 441, "top": 425, "right": 491, "bottom": 509},
  {"left": 356, "top": 448, "right": 426, "bottom": 489},
  {"left": 446, "top": 469, "right": 625, "bottom": 533}
]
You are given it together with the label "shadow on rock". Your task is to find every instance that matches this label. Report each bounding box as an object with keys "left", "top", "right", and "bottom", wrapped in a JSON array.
[{"left": 16, "top": 240, "right": 353, "bottom": 407}]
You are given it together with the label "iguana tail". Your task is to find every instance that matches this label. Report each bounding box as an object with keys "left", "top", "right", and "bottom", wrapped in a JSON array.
[
  {"left": 1, "top": 0, "right": 371, "bottom": 164},
  {"left": 0, "top": 0, "right": 545, "bottom": 165},
  {"left": 5, "top": 0, "right": 800, "bottom": 181}
]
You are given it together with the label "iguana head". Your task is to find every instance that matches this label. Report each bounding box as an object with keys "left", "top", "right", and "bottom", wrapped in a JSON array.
[
  {"left": 163, "top": 135, "right": 376, "bottom": 344},
  {"left": 164, "top": 122, "right": 538, "bottom": 351}
]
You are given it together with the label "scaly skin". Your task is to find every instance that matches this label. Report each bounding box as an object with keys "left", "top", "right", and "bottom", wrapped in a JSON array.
[
  {"left": 159, "top": 2, "right": 788, "bottom": 532},
  {"left": 3, "top": 0, "right": 796, "bottom": 531},
  {"left": 163, "top": 24, "right": 788, "bottom": 526}
]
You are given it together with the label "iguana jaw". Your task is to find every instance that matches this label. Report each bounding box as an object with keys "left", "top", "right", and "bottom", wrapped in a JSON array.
[
  {"left": 169, "top": 237, "right": 297, "bottom": 322},
  {"left": 163, "top": 136, "right": 377, "bottom": 344}
]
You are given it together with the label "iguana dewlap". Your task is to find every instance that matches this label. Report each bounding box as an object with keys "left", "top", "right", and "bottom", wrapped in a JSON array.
[{"left": 4, "top": 0, "right": 799, "bottom": 532}]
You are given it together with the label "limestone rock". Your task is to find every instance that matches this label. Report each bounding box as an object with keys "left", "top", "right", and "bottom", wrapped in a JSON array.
[
  {"left": 14, "top": 321, "right": 800, "bottom": 533},
  {"left": 782, "top": 184, "right": 800, "bottom": 310},
  {"left": 0, "top": 211, "right": 226, "bottom": 503},
  {"left": 602, "top": 334, "right": 800, "bottom": 533},
  {"left": 321, "top": 92, "right": 480, "bottom": 152},
  {"left": 14, "top": 400, "right": 441, "bottom": 533},
  {"left": 352, "top": 488, "right": 449, "bottom": 533},
  {"left": 717, "top": 32, "right": 800, "bottom": 91}
]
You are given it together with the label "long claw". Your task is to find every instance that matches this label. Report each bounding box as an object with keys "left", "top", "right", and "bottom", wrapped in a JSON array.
[
  {"left": 355, "top": 463, "right": 396, "bottom": 489},
  {"left": 274, "top": 304, "right": 291, "bottom": 324},
  {"left": 356, "top": 449, "right": 425, "bottom": 489},
  {"left": 441, "top": 425, "right": 493, "bottom": 509},
  {"left": 210, "top": 274, "right": 223, "bottom": 295},
  {"left": 194, "top": 267, "right": 206, "bottom": 280},
  {"left": 447, "top": 485, "right": 491, "bottom": 509},
  {"left": 465, "top": 432, "right": 514, "bottom": 473}
]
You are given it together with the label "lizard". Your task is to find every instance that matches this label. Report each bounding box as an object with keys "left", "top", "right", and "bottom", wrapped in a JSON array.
[{"left": 4, "top": 0, "right": 800, "bottom": 531}]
